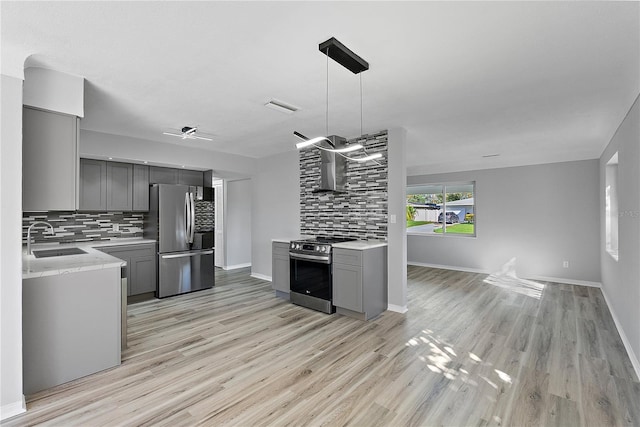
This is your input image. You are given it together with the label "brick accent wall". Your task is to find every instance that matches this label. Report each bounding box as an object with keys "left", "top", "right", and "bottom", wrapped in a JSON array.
[
  {"left": 300, "top": 130, "right": 388, "bottom": 240},
  {"left": 23, "top": 211, "right": 146, "bottom": 244}
]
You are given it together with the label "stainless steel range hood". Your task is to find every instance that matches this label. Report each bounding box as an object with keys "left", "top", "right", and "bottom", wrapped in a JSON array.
[{"left": 314, "top": 135, "right": 348, "bottom": 193}]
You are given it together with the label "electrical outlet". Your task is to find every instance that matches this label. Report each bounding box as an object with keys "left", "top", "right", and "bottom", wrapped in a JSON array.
[
  {"left": 563, "top": 260, "right": 569, "bottom": 268},
  {"left": 390, "top": 214, "right": 397, "bottom": 224}
]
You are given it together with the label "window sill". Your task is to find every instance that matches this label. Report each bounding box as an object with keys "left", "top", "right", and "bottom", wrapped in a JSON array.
[{"left": 407, "top": 230, "right": 476, "bottom": 239}]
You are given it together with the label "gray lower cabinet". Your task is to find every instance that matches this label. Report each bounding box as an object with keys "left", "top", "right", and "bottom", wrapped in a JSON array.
[
  {"left": 272, "top": 241, "right": 290, "bottom": 296},
  {"left": 98, "top": 244, "right": 156, "bottom": 296},
  {"left": 106, "top": 162, "right": 133, "bottom": 211},
  {"left": 23, "top": 106, "right": 79, "bottom": 211},
  {"left": 332, "top": 246, "right": 388, "bottom": 320},
  {"left": 132, "top": 164, "right": 149, "bottom": 211}
]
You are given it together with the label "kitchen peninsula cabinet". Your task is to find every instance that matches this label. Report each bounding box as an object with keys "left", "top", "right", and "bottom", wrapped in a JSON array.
[
  {"left": 332, "top": 244, "right": 387, "bottom": 321},
  {"left": 23, "top": 106, "right": 79, "bottom": 211},
  {"left": 98, "top": 243, "right": 156, "bottom": 297},
  {"left": 23, "top": 266, "right": 121, "bottom": 395},
  {"left": 272, "top": 241, "right": 290, "bottom": 298}
]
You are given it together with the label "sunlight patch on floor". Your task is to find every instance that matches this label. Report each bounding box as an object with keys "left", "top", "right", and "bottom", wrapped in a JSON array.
[{"left": 483, "top": 257, "right": 545, "bottom": 300}]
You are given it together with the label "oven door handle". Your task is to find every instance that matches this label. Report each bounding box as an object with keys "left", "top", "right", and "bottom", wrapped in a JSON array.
[{"left": 289, "top": 252, "right": 331, "bottom": 264}]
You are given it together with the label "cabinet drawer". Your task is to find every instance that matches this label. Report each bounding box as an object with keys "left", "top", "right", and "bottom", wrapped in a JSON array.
[
  {"left": 273, "top": 242, "right": 290, "bottom": 256},
  {"left": 333, "top": 248, "right": 362, "bottom": 266}
]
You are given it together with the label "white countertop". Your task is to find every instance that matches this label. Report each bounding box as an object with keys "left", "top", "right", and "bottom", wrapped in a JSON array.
[
  {"left": 23, "top": 238, "right": 156, "bottom": 279},
  {"left": 332, "top": 240, "right": 388, "bottom": 250}
]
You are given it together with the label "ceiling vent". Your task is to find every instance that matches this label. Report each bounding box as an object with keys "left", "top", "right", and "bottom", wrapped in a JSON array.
[{"left": 264, "top": 99, "right": 299, "bottom": 114}]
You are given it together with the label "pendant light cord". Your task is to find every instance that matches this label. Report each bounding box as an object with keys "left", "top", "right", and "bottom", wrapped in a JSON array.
[
  {"left": 326, "top": 47, "right": 329, "bottom": 136},
  {"left": 360, "top": 73, "right": 363, "bottom": 137}
]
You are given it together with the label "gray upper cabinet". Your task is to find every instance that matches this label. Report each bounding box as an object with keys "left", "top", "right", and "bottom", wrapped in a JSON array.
[
  {"left": 23, "top": 106, "right": 79, "bottom": 211},
  {"left": 80, "top": 160, "right": 150, "bottom": 212},
  {"left": 79, "top": 159, "right": 107, "bottom": 211},
  {"left": 178, "top": 169, "right": 203, "bottom": 186},
  {"left": 149, "top": 166, "right": 178, "bottom": 184},
  {"left": 106, "top": 162, "right": 133, "bottom": 211},
  {"left": 132, "top": 164, "right": 149, "bottom": 211}
]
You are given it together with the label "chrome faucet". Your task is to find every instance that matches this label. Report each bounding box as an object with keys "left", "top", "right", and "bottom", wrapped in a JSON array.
[{"left": 27, "top": 221, "right": 54, "bottom": 255}]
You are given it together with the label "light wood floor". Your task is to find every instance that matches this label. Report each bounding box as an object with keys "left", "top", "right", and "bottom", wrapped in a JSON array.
[{"left": 4, "top": 266, "right": 639, "bottom": 426}]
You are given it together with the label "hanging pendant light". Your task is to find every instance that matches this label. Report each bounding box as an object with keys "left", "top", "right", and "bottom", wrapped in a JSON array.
[{"left": 294, "top": 37, "right": 383, "bottom": 165}]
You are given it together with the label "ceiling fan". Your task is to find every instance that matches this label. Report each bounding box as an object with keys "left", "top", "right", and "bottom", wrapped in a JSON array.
[{"left": 163, "top": 126, "right": 213, "bottom": 141}]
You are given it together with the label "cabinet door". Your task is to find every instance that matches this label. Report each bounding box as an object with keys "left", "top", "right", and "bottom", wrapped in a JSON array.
[
  {"left": 333, "top": 263, "right": 363, "bottom": 312},
  {"left": 23, "top": 107, "right": 78, "bottom": 211},
  {"left": 106, "top": 162, "right": 133, "bottom": 211},
  {"left": 178, "top": 169, "right": 204, "bottom": 186},
  {"left": 132, "top": 164, "right": 149, "bottom": 211},
  {"left": 272, "top": 242, "right": 290, "bottom": 292},
  {"left": 149, "top": 166, "right": 178, "bottom": 184},
  {"left": 79, "top": 159, "right": 107, "bottom": 211},
  {"left": 130, "top": 255, "right": 156, "bottom": 295},
  {"left": 272, "top": 255, "right": 290, "bottom": 292}
]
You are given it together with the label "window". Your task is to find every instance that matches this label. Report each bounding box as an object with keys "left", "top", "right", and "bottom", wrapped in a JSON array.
[
  {"left": 605, "top": 153, "right": 618, "bottom": 260},
  {"left": 406, "top": 182, "right": 475, "bottom": 237}
]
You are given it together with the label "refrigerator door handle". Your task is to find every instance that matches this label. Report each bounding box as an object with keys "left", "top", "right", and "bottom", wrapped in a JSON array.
[
  {"left": 184, "top": 192, "right": 191, "bottom": 245},
  {"left": 189, "top": 192, "right": 196, "bottom": 244},
  {"left": 161, "top": 250, "right": 214, "bottom": 259}
]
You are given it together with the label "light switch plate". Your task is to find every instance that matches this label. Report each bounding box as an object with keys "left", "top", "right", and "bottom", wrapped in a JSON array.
[{"left": 390, "top": 214, "right": 397, "bottom": 224}]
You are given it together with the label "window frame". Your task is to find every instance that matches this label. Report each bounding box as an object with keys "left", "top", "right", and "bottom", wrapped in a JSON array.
[{"left": 406, "top": 181, "right": 476, "bottom": 238}]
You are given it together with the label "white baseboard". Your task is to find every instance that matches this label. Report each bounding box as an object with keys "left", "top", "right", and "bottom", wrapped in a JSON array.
[
  {"left": 599, "top": 286, "right": 640, "bottom": 380},
  {"left": 222, "top": 263, "right": 251, "bottom": 271},
  {"left": 387, "top": 304, "right": 408, "bottom": 314},
  {"left": 408, "top": 262, "right": 602, "bottom": 288},
  {"left": 526, "top": 275, "right": 601, "bottom": 288},
  {"left": 250, "top": 273, "right": 271, "bottom": 282},
  {"left": 408, "top": 261, "right": 488, "bottom": 274},
  {"left": 1, "top": 396, "right": 26, "bottom": 421}
]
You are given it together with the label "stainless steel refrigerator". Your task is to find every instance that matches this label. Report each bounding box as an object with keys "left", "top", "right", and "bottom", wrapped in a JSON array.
[{"left": 147, "top": 184, "right": 214, "bottom": 298}]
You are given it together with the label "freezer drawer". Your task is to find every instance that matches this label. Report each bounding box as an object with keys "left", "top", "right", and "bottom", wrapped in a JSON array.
[{"left": 158, "top": 250, "right": 214, "bottom": 298}]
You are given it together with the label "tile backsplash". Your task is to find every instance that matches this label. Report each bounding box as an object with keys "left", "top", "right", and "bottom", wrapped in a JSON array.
[
  {"left": 300, "top": 130, "right": 388, "bottom": 240},
  {"left": 23, "top": 211, "right": 146, "bottom": 244}
]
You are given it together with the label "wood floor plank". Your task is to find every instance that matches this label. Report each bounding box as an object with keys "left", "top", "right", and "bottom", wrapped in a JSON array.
[{"left": 4, "top": 266, "right": 638, "bottom": 427}]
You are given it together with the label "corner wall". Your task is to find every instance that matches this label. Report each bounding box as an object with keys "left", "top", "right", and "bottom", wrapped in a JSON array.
[
  {"left": 250, "top": 150, "right": 300, "bottom": 280},
  {"left": 1, "top": 74, "right": 26, "bottom": 419},
  {"left": 224, "top": 179, "right": 252, "bottom": 269},
  {"left": 599, "top": 94, "right": 640, "bottom": 376},
  {"left": 407, "top": 159, "right": 601, "bottom": 284}
]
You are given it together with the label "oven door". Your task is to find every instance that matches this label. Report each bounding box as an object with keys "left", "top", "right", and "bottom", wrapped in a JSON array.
[{"left": 289, "top": 254, "right": 332, "bottom": 301}]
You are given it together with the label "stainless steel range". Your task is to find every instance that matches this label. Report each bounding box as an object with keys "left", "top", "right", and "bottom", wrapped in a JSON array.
[{"left": 289, "top": 236, "right": 356, "bottom": 314}]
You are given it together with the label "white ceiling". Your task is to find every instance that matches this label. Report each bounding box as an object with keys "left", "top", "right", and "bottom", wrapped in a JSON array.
[{"left": 2, "top": 1, "right": 638, "bottom": 175}]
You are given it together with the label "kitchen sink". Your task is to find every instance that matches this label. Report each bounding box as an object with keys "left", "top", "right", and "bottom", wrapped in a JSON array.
[{"left": 32, "top": 247, "right": 88, "bottom": 258}]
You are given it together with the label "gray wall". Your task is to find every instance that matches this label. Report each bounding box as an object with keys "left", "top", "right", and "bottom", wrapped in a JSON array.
[
  {"left": 387, "top": 128, "right": 408, "bottom": 311},
  {"left": 599, "top": 94, "right": 640, "bottom": 375},
  {"left": 80, "top": 129, "right": 256, "bottom": 178},
  {"left": 251, "top": 150, "right": 300, "bottom": 279},
  {"left": 1, "top": 74, "right": 25, "bottom": 417},
  {"left": 224, "top": 179, "right": 252, "bottom": 268},
  {"left": 407, "top": 159, "right": 601, "bottom": 283}
]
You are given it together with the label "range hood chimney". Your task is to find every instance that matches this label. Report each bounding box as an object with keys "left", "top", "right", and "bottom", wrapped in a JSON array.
[{"left": 314, "top": 135, "right": 348, "bottom": 193}]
